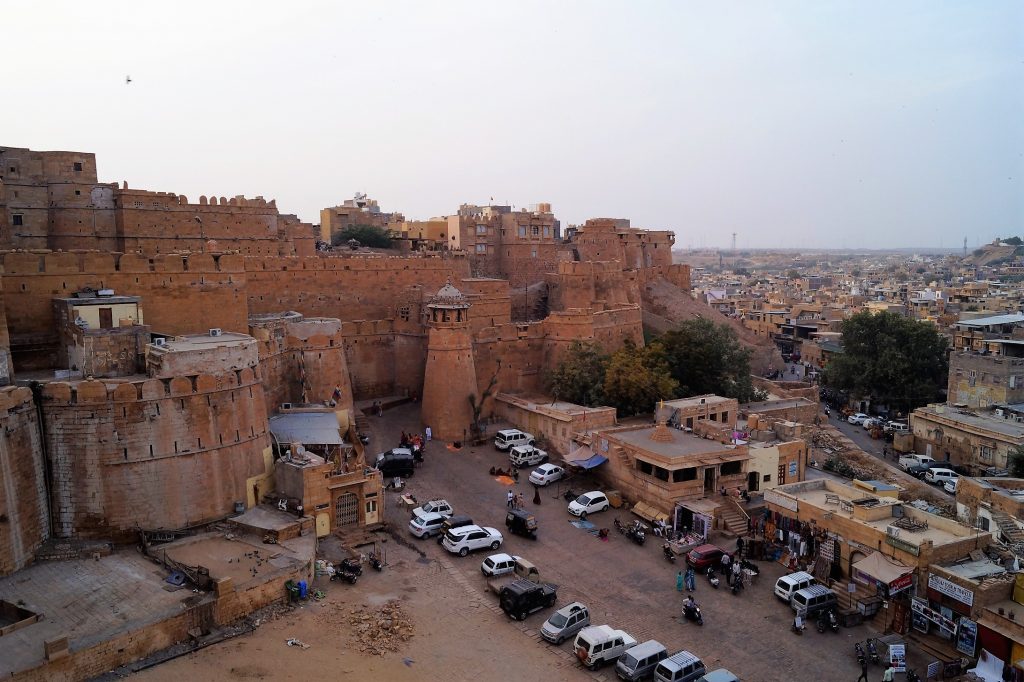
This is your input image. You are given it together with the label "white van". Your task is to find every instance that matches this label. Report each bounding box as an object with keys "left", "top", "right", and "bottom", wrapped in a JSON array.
[
  {"left": 574, "top": 625, "right": 637, "bottom": 670},
  {"left": 790, "top": 585, "right": 838, "bottom": 617},
  {"left": 774, "top": 571, "right": 816, "bottom": 603},
  {"left": 925, "top": 468, "right": 958, "bottom": 486},
  {"left": 495, "top": 429, "right": 535, "bottom": 451},
  {"left": 615, "top": 640, "right": 668, "bottom": 681},
  {"left": 653, "top": 650, "right": 706, "bottom": 682}
]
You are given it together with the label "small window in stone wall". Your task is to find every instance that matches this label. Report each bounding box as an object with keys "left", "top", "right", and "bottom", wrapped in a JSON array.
[
  {"left": 398, "top": 306, "right": 410, "bottom": 322},
  {"left": 12, "top": 214, "right": 23, "bottom": 226},
  {"left": 673, "top": 467, "right": 697, "bottom": 482},
  {"left": 763, "top": 473, "right": 771, "bottom": 482},
  {"left": 73, "top": 162, "right": 83, "bottom": 171},
  {"left": 720, "top": 461, "right": 742, "bottom": 475}
]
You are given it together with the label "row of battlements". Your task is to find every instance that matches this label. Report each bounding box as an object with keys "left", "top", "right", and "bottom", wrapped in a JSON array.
[
  {"left": 39, "top": 367, "right": 262, "bottom": 405},
  {"left": 243, "top": 254, "right": 464, "bottom": 273},
  {"left": 115, "top": 187, "right": 277, "bottom": 211},
  {"left": 557, "top": 261, "right": 628, "bottom": 276},
  {"left": 0, "top": 250, "right": 246, "bottom": 275}
]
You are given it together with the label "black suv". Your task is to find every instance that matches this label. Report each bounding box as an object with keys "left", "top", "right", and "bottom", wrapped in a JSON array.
[
  {"left": 375, "top": 448, "right": 415, "bottom": 478},
  {"left": 435, "top": 515, "right": 475, "bottom": 544},
  {"left": 499, "top": 579, "right": 557, "bottom": 621}
]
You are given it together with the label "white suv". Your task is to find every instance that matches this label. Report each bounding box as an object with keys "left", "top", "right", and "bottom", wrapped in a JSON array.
[
  {"left": 413, "top": 499, "right": 453, "bottom": 521},
  {"left": 442, "top": 525, "right": 503, "bottom": 557},
  {"left": 494, "top": 429, "right": 535, "bottom": 451}
]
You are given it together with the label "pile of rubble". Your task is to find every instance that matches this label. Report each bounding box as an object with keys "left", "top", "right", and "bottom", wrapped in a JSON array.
[{"left": 347, "top": 600, "right": 414, "bottom": 655}]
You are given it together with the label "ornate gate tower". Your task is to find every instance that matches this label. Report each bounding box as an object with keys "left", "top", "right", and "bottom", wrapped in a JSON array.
[{"left": 421, "top": 281, "right": 478, "bottom": 443}]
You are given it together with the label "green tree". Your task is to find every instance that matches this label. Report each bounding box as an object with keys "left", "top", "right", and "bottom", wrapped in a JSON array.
[
  {"left": 657, "top": 319, "right": 759, "bottom": 402},
  {"left": 786, "top": 269, "right": 800, "bottom": 279},
  {"left": 602, "top": 341, "right": 678, "bottom": 416},
  {"left": 544, "top": 341, "right": 609, "bottom": 407},
  {"left": 1007, "top": 444, "right": 1024, "bottom": 475},
  {"left": 822, "top": 311, "right": 948, "bottom": 413},
  {"left": 1003, "top": 236, "right": 1023, "bottom": 246},
  {"left": 1009, "top": 446, "right": 1024, "bottom": 477},
  {"left": 330, "top": 224, "right": 393, "bottom": 248}
]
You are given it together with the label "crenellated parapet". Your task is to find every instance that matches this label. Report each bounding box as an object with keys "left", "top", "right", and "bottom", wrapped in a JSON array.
[{"left": 41, "top": 363, "right": 270, "bottom": 541}]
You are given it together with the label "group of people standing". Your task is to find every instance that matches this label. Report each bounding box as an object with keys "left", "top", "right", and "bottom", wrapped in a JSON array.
[{"left": 506, "top": 490, "right": 526, "bottom": 509}]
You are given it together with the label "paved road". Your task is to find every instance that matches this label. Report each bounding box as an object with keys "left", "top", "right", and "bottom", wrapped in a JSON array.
[
  {"left": 825, "top": 415, "right": 954, "bottom": 498},
  {"left": 373, "top": 403, "right": 933, "bottom": 681}
]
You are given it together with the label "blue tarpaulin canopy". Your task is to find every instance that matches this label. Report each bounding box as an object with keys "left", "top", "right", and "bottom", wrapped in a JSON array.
[{"left": 565, "top": 444, "right": 608, "bottom": 469}]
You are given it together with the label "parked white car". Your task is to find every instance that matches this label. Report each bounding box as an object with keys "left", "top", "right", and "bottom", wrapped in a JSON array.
[
  {"left": 943, "top": 478, "right": 959, "bottom": 494},
  {"left": 568, "top": 491, "right": 610, "bottom": 519},
  {"left": 863, "top": 417, "right": 884, "bottom": 430},
  {"left": 442, "top": 525, "right": 503, "bottom": 557},
  {"left": 529, "top": 463, "right": 565, "bottom": 486},
  {"left": 480, "top": 552, "right": 523, "bottom": 577},
  {"left": 847, "top": 413, "right": 869, "bottom": 425},
  {"left": 408, "top": 511, "right": 447, "bottom": 539}
]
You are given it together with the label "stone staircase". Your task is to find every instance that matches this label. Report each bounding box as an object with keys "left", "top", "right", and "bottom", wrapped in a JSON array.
[
  {"left": 718, "top": 497, "right": 749, "bottom": 536},
  {"left": 991, "top": 510, "right": 1024, "bottom": 545}
]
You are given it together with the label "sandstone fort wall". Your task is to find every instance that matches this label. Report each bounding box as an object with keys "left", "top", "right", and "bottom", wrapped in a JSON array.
[{"left": 0, "top": 387, "right": 47, "bottom": 576}]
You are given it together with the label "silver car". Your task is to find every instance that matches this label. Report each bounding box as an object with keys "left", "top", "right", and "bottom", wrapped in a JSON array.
[{"left": 540, "top": 601, "right": 590, "bottom": 644}]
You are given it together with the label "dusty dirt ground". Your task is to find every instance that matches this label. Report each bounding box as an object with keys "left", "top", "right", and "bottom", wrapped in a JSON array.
[{"left": 136, "top": 537, "right": 591, "bottom": 682}]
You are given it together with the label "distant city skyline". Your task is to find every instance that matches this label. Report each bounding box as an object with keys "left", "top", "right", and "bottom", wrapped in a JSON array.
[{"left": 3, "top": 1, "right": 1021, "bottom": 249}]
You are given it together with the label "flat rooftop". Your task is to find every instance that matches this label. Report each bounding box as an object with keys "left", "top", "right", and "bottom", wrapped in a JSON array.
[
  {"left": 915, "top": 405, "right": 1024, "bottom": 439},
  {"left": 158, "top": 331, "right": 254, "bottom": 351},
  {"left": 497, "top": 394, "right": 615, "bottom": 417},
  {"left": 743, "top": 398, "right": 814, "bottom": 412},
  {"left": 774, "top": 480, "right": 972, "bottom": 547},
  {"left": 0, "top": 532, "right": 311, "bottom": 676},
  {"left": 663, "top": 395, "right": 733, "bottom": 410},
  {"left": 609, "top": 426, "right": 746, "bottom": 461}
]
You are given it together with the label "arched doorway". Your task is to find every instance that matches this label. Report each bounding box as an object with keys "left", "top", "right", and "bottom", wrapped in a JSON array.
[
  {"left": 335, "top": 492, "right": 359, "bottom": 528},
  {"left": 848, "top": 549, "right": 867, "bottom": 580}
]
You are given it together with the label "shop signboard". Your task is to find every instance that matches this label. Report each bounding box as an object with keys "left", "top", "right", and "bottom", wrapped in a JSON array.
[
  {"left": 885, "top": 533, "right": 920, "bottom": 557},
  {"left": 889, "top": 643, "right": 906, "bottom": 673},
  {"left": 927, "top": 574, "right": 974, "bottom": 607},
  {"left": 912, "top": 597, "right": 957, "bottom": 637},
  {"left": 955, "top": 619, "right": 977, "bottom": 657},
  {"left": 888, "top": 572, "right": 914, "bottom": 596},
  {"left": 764, "top": 488, "right": 798, "bottom": 512}
]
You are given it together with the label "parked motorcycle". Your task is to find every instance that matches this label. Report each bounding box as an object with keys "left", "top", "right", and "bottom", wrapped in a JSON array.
[
  {"left": 816, "top": 611, "right": 827, "bottom": 633},
  {"left": 340, "top": 557, "right": 362, "bottom": 576},
  {"left": 906, "top": 670, "right": 921, "bottom": 682},
  {"left": 791, "top": 616, "right": 805, "bottom": 635},
  {"left": 614, "top": 517, "right": 625, "bottom": 534},
  {"left": 330, "top": 567, "right": 358, "bottom": 584},
  {"left": 866, "top": 638, "right": 879, "bottom": 665},
  {"left": 662, "top": 544, "right": 676, "bottom": 563},
  {"left": 682, "top": 601, "right": 703, "bottom": 626},
  {"left": 368, "top": 551, "right": 383, "bottom": 572},
  {"left": 706, "top": 566, "right": 720, "bottom": 589},
  {"left": 730, "top": 573, "right": 744, "bottom": 595},
  {"left": 562, "top": 488, "right": 578, "bottom": 502},
  {"left": 625, "top": 521, "right": 646, "bottom": 546},
  {"left": 854, "top": 642, "right": 866, "bottom": 667}
]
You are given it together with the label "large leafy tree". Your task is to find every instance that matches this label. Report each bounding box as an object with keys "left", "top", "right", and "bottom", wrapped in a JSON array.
[
  {"left": 602, "top": 341, "right": 679, "bottom": 416},
  {"left": 823, "top": 311, "right": 948, "bottom": 413},
  {"left": 544, "top": 341, "right": 610, "bottom": 407},
  {"left": 658, "top": 319, "right": 759, "bottom": 402},
  {"left": 330, "top": 224, "right": 393, "bottom": 248}
]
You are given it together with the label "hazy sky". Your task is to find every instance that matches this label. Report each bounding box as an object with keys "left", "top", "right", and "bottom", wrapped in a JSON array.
[{"left": 4, "top": 1, "right": 1021, "bottom": 248}]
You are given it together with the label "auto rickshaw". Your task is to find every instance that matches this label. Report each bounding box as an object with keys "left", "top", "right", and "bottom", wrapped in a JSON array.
[{"left": 505, "top": 508, "right": 538, "bottom": 539}]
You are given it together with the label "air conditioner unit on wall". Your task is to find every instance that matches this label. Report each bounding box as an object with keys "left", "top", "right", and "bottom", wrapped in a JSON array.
[
  {"left": 209, "top": 328, "right": 222, "bottom": 337},
  {"left": 153, "top": 338, "right": 167, "bottom": 348}
]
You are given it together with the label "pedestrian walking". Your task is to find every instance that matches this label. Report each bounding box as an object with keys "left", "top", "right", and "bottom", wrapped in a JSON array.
[
  {"left": 425, "top": 425, "right": 432, "bottom": 442},
  {"left": 685, "top": 567, "right": 696, "bottom": 592},
  {"left": 737, "top": 536, "right": 745, "bottom": 556},
  {"left": 516, "top": 493, "right": 525, "bottom": 509},
  {"left": 676, "top": 571, "right": 684, "bottom": 593},
  {"left": 856, "top": 660, "right": 869, "bottom": 682},
  {"left": 882, "top": 665, "right": 895, "bottom": 682},
  {"left": 507, "top": 490, "right": 514, "bottom": 508}
]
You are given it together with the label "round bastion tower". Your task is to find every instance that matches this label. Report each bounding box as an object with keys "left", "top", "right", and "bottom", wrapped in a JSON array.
[{"left": 420, "top": 281, "right": 478, "bottom": 443}]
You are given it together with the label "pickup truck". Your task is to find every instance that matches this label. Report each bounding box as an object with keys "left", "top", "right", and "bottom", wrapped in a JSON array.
[
  {"left": 486, "top": 557, "right": 541, "bottom": 595},
  {"left": 899, "top": 454, "right": 935, "bottom": 472},
  {"left": 498, "top": 578, "right": 558, "bottom": 621}
]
